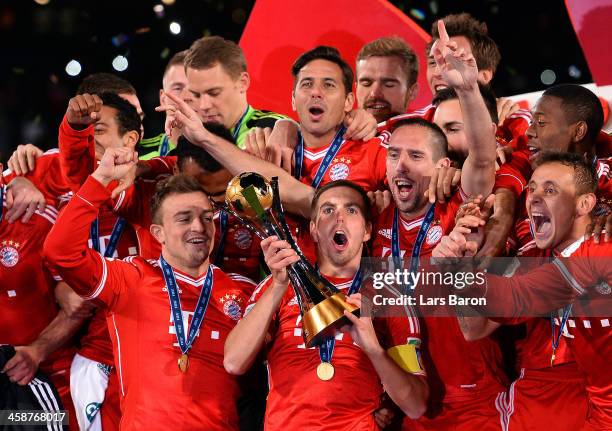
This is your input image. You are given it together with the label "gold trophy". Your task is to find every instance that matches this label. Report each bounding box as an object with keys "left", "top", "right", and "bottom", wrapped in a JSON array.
[{"left": 221, "top": 172, "right": 359, "bottom": 348}]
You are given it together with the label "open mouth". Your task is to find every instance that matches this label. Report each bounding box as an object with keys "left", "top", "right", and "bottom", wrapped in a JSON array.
[
  {"left": 365, "top": 101, "right": 390, "bottom": 111},
  {"left": 434, "top": 84, "right": 448, "bottom": 92},
  {"left": 394, "top": 178, "right": 415, "bottom": 200},
  {"left": 527, "top": 145, "right": 540, "bottom": 160},
  {"left": 186, "top": 237, "right": 208, "bottom": 246},
  {"left": 308, "top": 106, "right": 325, "bottom": 120},
  {"left": 531, "top": 211, "right": 552, "bottom": 238},
  {"left": 332, "top": 230, "right": 349, "bottom": 251}
]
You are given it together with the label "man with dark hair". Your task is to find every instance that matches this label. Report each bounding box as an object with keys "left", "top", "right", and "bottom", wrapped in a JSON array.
[
  {"left": 527, "top": 84, "right": 604, "bottom": 159},
  {"left": 372, "top": 23, "right": 506, "bottom": 429},
  {"left": 224, "top": 180, "right": 429, "bottom": 429},
  {"left": 44, "top": 148, "right": 256, "bottom": 430},
  {"left": 139, "top": 50, "right": 192, "bottom": 160},
  {"left": 356, "top": 36, "right": 419, "bottom": 123},
  {"left": 513, "top": 83, "right": 611, "bottom": 249},
  {"left": 183, "top": 36, "right": 286, "bottom": 149}
]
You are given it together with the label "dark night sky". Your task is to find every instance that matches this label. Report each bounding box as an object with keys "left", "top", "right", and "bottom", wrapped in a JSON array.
[{"left": 0, "top": 0, "right": 591, "bottom": 160}]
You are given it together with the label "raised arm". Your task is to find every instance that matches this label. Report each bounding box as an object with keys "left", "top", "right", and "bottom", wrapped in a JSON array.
[
  {"left": 157, "top": 92, "right": 315, "bottom": 219},
  {"left": 43, "top": 147, "right": 140, "bottom": 308},
  {"left": 223, "top": 236, "right": 299, "bottom": 375},
  {"left": 432, "top": 20, "right": 497, "bottom": 197}
]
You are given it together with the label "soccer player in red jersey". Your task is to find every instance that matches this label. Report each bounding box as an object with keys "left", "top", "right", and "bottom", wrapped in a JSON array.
[
  {"left": 1, "top": 162, "right": 90, "bottom": 430},
  {"left": 511, "top": 84, "right": 609, "bottom": 249},
  {"left": 372, "top": 21, "right": 507, "bottom": 430},
  {"left": 44, "top": 148, "right": 257, "bottom": 430},
  {"left": 434, "top": 158, "right": 612, "bottom": 430},
  {"left": 56, "top": 91, "right": 144, "bottom": 431},
  {"left": 438, "top": 153, "right": 600, "bottom": 429},
  {"left": 224, "top": 181, "right": 428, "bottom": 430},
  {"left": 355, "top": 37, "right": 420, "bottom": 124}
]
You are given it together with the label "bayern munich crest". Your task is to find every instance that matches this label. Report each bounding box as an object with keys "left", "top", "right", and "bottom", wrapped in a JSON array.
[
  {"left": 425, "top": 225, "right": 443, "bottom": 246},
  {"left": 0, "top": 240, "right": 20, "bottom": 267},
  {"left": 233, "top": 228, "right": 253, "bottom": 250},
  {"left": 220, "top": 293, "right": 243, "bottom": 320},
  {"left": 329, "top": 163, "right": 350, "bottom": 181}
]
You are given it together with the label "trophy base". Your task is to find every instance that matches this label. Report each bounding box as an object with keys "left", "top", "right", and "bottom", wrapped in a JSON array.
[{"left": 302, "top": 293, "right": 360, "bottom": 348}]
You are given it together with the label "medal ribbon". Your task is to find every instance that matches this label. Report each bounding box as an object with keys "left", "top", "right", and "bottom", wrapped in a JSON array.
[
  {"left": 293, "top": 126, "right": 346, "bottom": 188},
  {"left": 550, "top": 303, "right": 573, "bottom": 364},
  {"left": 213, "top": 210, "right": 229, "bottom": 266},
  {"left": 392, "top": 204, "right": 436, "bottom": 292},
  {"left": 160, "top": 256, "right": 213, "bottom": 355},
  {"left": 318, "top": 269, "right": 363, "bottom": 365},
  {"left": 90, "top": 217, "right": 126, "bottom": 257}
]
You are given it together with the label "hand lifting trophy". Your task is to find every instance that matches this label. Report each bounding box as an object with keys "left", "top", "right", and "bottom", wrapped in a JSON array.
[{"left": 220, "top": 172, "right": 359, "bottom": 348}]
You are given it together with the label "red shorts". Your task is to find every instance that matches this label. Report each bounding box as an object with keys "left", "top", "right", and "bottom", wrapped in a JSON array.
[
  {"left": 503, "top": 366, "right": 587, "bottom": 431},
  {"left": 403, "top": 391, "right": 507, "bottom": 431}
]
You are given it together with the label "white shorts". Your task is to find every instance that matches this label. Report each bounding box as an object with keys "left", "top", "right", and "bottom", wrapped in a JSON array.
[{"left": 70, "top": 353, "right": 111, "bottom": 431}]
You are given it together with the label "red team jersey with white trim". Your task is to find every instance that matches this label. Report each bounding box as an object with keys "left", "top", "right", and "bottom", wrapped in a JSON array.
[
  {"left": 371, "top": 194, "right": 507, "bottom": 426},
  {"left": 43, "top": 176, "right": 257, "bottom": 430},
  {"left": 246, "top": 274, "right": 424, "bottom": 431},
  {"left": 0, "top": 185, "right": 74, "bottom": 375},
  {"left": 298, "top": 137, "right": 387, "bottom": 191},
  {"left": 478, "top": 238, "right": 612, "bottom": 429}
]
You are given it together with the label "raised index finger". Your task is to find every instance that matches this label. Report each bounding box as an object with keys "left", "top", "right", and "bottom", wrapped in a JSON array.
[{"left": 437, "top": 19, "right": 450, "bottom": 43}]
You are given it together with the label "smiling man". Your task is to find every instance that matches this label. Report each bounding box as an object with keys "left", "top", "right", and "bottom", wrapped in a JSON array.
[
  {"left": 355, "top": 37, "right": 419, "bottom": 124},
  {"left": 43, "top": 148, "right": 256, "bottom": 430}
]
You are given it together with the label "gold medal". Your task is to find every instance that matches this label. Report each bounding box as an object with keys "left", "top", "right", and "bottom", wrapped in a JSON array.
[
  {"left": 550, "top": 352, "right": 556, "bottom": 367},
  {"left": 178, "top": 353, "right": 189, "bottom": 373},
  {"left": 316, "top": 362, "right": 334, "bottom": 381}
]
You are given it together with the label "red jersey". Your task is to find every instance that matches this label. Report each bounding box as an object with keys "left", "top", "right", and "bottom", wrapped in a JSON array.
[
  {"left": 372, "top": 195, "right": 507, "bottom": 407},
  {"left": 298, "top": 137, "right": 387, "bottom": 192},
  {"left": 371, "top": 192, "right": 464, "bottom": 260},
  {"left": 476, "top": 239, "right": 612, "bottom": 428},
  {"left": 0, "top": 182, "right": 74, "bottom": 375},
  {"left": 43, "top": 176, "right": 257, "bottom": 430},
  {"left": 595, "top": 131, "right": 612, "bottom": 158},
  {"left": 247, "top": 273, "right": 424, "bottom": 430}
]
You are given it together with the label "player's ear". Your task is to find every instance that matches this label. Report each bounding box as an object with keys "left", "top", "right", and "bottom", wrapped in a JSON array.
[
  {"left": 124, "top": 130, "right": 140, "bottom": 150},
  {"left": 436, "top": 157, "right": 451, "bottom": 168},
  {"left": 364, "top": 220, "right": 372, "bottom": 242},
  {"left": 291, "top": 90, "right": 297, "bottom": 112},
  {"left": 150, "top": 223, "right": 165, "bottom": 244},
  {"left": 576, "top": 192, "right": 597, "bottom": 216},
  {"left": 344, "top": 92, "right": 355, "bottom": 114},
  {"left": 309, "top": 219, "right": 319, "bottom": 243},
  {"left": 238, "top": 71, "right": 250, "bottom": 93}
]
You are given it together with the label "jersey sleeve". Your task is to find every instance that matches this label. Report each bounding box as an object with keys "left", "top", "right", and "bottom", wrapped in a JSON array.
[
  {"left": 112, "top": 179, "right": 156, "bottom": 229},
  {"left": 58, "top": 116, "right": 96, "bottom": 192},
  {"left": 141, "top": 156, "right": 177, "bottom": 178},
  {"left": 43, "top": 175, "right": 140, "bottom": 310},
  {"left": 494, "top": 149, "right": 532, "bottom": 197}
]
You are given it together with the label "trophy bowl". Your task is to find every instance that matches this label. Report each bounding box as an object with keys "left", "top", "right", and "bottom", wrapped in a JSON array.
[{"left": 222, "top": 172, "right": 359, "bottom": 348}]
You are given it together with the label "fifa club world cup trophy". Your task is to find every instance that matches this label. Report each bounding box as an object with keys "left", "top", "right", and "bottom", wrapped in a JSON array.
[{"left": 221, "top": 172, "right": 359, "bottom": 347}]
